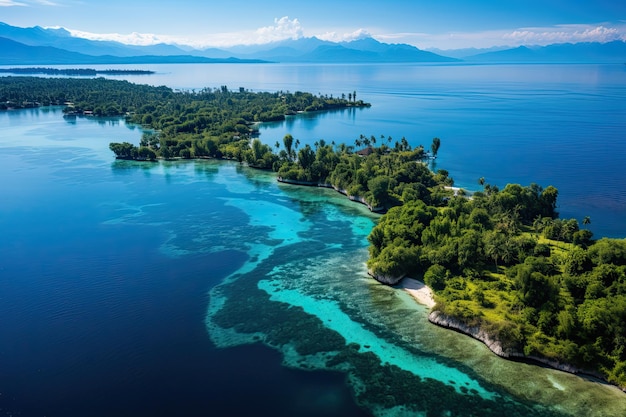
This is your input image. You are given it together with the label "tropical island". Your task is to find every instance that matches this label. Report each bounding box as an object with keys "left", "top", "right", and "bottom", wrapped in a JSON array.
[{"left": 2, "top": 76, "right": 625, "bottom": 391}]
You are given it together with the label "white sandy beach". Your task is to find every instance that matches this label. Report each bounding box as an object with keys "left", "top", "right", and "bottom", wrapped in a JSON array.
[{"left": 399, "top": 277, "right": 436, "bottom": 308}]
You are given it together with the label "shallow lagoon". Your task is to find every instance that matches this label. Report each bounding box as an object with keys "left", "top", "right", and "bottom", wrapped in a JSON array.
[{"left": 2, "top": 107, "right": 625, "bottom": 416}]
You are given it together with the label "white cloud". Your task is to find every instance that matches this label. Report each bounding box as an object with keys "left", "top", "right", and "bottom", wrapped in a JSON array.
[
  {"left": 66, "top": 28, "right": 175, "bottom": 46},
  {"left": 318, "top": 28, "right": 372, "bottom": 43},
  {"left": 0, "top": 0, "right": 61, "bottom": 5},
  {"left": 62, "top": 16, "right": 307, "bottom": 48},
  {"left": 378, "top": 23, "right": 626, "bottom": 50},
  {"left": 34, "top": 0, "right": 60, "bottom": 5},
  {"left": 253, "top": 16, "right": 303, "bottom": 43},
  {"left": 49, "top": 19, "right": 626, "bottom": 51},
  {"left": 0, "top": 0, "right": 28, "bottom": 6},
  {"left": 503, "top": 25, "right": 626, "bottom": 45}
]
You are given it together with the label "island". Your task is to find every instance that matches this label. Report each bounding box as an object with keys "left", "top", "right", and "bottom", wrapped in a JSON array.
[
  {"left": 2, "top": 75, "right": 624, "bottom": 391},
  {"left": 0, "top": 67, "right": 155, "bottom": 76}
]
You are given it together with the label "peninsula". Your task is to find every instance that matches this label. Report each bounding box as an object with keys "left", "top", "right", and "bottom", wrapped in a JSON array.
[{"left": 2, "top": 75, "right": 624, "bottom": 391}]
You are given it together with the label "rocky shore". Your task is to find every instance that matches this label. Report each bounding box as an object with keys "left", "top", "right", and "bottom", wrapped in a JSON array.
[
  {"left": 427, "top": 310, "right": 616, "bottom": 388},
  {"left": 277, "top": 177, "right": 385, "bottom": 213},
  {"left": 368, "top": 270, "right": 405, "bottom": 285}
]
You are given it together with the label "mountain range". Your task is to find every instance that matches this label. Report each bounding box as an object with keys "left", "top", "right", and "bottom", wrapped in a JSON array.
[{"left": 1, "top": 22, "right": 625, "bottom": 65}]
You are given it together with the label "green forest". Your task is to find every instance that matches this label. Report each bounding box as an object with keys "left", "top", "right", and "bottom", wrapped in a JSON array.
[
  {"left": 3, "top": 76, "right": 625, "bottom": 389},
  {"left": 368, "top": 184, "right": 626, "bottom": 388}
]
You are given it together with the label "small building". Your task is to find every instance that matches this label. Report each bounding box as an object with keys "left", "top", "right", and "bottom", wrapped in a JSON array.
[{"left": 356, "top": 146, "right": 375, "bottom": 156}]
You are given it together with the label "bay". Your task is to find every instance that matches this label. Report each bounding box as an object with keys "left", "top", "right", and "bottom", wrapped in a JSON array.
[{"left": 1, "top": 64, "right": 626, "bottom": 416}]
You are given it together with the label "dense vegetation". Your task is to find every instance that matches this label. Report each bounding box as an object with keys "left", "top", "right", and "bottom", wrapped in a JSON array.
[
  {"left": 368, "top": 182, "right": 626, "bottom": 388},
  {"left": 274, "top": 135, "right": 451, "bottom": 210},
  {"left": 0, "top": 76, "right": 175, "bottom": 110},
  {"left": 5, "top": 76, "right": 625, "bottom": 389}
]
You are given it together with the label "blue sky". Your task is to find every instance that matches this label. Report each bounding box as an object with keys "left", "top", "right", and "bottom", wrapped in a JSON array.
[{"left": 1, "top": 0, "right": 625, "bottom": 49}]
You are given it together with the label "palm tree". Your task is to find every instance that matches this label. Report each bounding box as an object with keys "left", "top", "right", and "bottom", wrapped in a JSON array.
[
  {"left": 431, "top": 137, "right": 441, "bottom": 158},
  {"left": 583, "top": 216, "right": 591, "bottom": 228},
  {"left": 400, "top": 137, "right": 409, "bottom": 151},
  {"left": 283, "top": 134, "right": 294, "bottom": 161},
  {"left": 485, "top": 232, "right": 507, "bottom": 269}
]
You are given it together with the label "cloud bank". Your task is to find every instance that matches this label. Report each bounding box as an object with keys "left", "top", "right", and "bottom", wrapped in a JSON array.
[
  {"left": 318, "top": 28, "right": 373, "bottom": 43},
  {"left": 57, "top": 18, "right": 626, "bottom": 50},
  {"left": 66, "top": 29, "right": 172, "bottom": 46},
  {"left": 503, "top": 24, "right": 626, "bottom": 45},
  {"left": 380, "top": 23, "right": 626, "bottom": 50},
  {"left": 66, "top": 16, "right": 306, "bottom": 48},
  {"left": 254, "top": 16, "right": 304, "bottom": 43}
]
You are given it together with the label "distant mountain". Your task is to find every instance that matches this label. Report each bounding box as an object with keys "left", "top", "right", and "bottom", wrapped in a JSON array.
[
  {"left": 10, "top": 21, "right": 626, "bottom": 65},
  {"left": 226, "top": 37, "right": 332, "bottom": 56},
  {"left": 224, "top": 36, "right": 458, "bottom": 63},
  {"left": 426, "top": 46, "right": 511, "bottom": 59},
  {"left": 0, "top": 37, "right": 94, "bottom": 64},
  {"left": 465, "top": 41, "right": 626, "bottom": 63},
  {"left": 0, "top": 22, "right": 195, "bottom": 57},
  {"left": 0, "top": 22, "right": 457, "bottom": 64},
  {"left": 0, "top": 37, "right": 268, "bottom": 65}
]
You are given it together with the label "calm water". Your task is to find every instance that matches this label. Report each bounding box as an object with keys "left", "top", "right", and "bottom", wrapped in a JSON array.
[
  {"left": 0, "top": 109, "right": 368, "bottom": 417},
  {"left": 8, "top": 62, "right": 623, "bottom": 237},
  {"left": 1, "top": 65, "right": 626, "bottom": 416}
]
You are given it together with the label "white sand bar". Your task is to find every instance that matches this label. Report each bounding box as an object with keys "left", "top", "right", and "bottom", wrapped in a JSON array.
[{"left": 399, "top": 278, "right": 436, "bottom": 308}]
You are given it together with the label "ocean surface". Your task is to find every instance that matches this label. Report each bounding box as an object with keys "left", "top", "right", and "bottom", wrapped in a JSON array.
[{"left": 1, "top": 64, "right": 626, "bottom": 416}]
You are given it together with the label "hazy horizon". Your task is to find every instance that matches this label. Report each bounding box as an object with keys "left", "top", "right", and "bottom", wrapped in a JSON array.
[{"left": 1, "top": 1, "right": 625, "bottom": 50}]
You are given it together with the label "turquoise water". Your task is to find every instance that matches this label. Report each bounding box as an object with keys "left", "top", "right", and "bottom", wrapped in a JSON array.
[{"left": 2, "top": 107, "right": 625, "bottom": 416}]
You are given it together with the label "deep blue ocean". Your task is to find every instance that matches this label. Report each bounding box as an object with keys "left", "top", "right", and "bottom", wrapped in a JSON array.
[{"left": 1, "top": 64, "right": 625, "bottom": 417}]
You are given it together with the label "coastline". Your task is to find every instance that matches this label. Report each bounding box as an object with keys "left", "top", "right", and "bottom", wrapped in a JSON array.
[
  {"left": 276, "top": 168, "right": 624, "bottom": 393},
  {"left": 277, "top": 176, "right": 385, "bottom": 213},
  {"left": 394, "top": 277, "right": 625, "bottom": 393},
  {"left": 427, "top": 310, "right": 625, "bottom": 392},
  {"left": 397, "top": 277, "right": 436, "bottom": 308}
]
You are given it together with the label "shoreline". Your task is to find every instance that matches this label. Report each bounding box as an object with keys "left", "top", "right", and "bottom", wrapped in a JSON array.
[
  {"left": 279, "top": 175, "right": 625, "bottom": 393},
  {"left": 427, "top": 310, "right": 626, "bottom": 393},
  {"left": 277, "top": 176, "right": 386, "bottom": 213},
  {"left": 394, "top": 277, "right": 625, "bottom": 393},
  {"left": 397, "top": 277, "right": 436, "bottom": 308}
]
